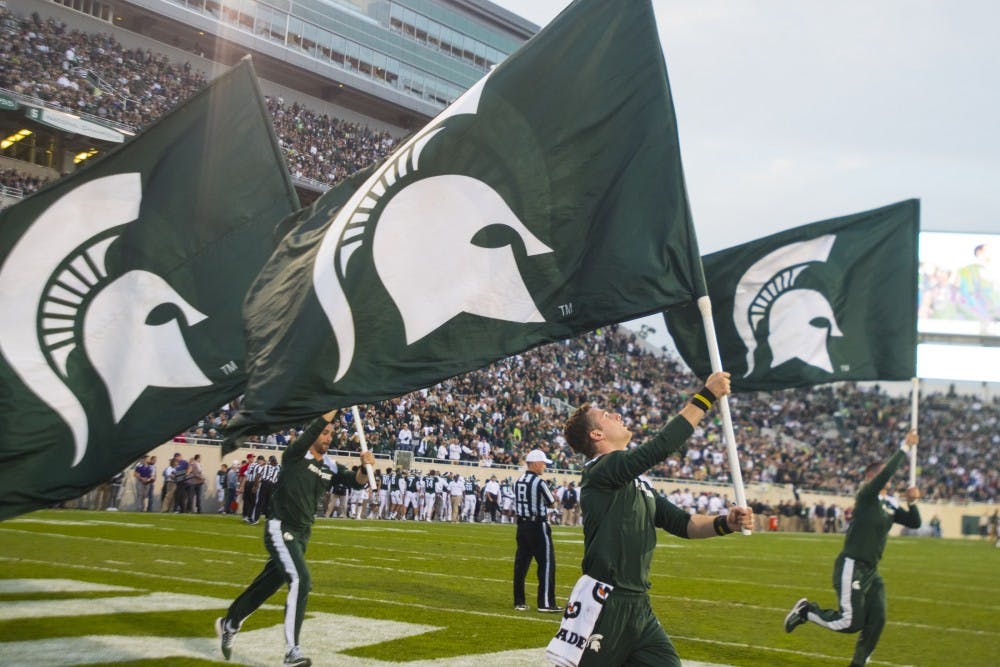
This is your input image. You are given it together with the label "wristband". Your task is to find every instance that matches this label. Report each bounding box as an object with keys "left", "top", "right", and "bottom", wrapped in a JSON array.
[
  {"left": 713, "top": 514, "right": 734, "bottom": 536},
  {"left": 690, "top": 385, "right": 717, "bottom": 411}
]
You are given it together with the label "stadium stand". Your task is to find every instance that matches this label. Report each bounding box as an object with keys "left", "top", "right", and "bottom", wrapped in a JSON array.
[
  {"left": 189, "top": 326, "right": 998, "bottom": 505},
  {"left": 0, "top": 167, "right": 49, "bottom": 195},
  {"left": 0, "top": 4, "right": 397, "bottom": 198}
]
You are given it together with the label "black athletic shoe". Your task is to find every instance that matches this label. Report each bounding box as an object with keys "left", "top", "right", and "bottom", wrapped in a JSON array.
[
  {"left": 215, "top": 617, "right": 237, "bottom": 660},
  {"left": 537, "top": 605, "right": 564, "bottom": 613},
  {"left": 513, "top": 604, "right": 528, "bottom": 611},
  {"left": 784, "top": 598, "right": 809, "bottom": 633}
]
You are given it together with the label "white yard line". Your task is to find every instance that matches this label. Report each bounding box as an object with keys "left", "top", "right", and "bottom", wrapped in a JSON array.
[{"left": 0, "top": 579, "right": 136, "bottom": 594}]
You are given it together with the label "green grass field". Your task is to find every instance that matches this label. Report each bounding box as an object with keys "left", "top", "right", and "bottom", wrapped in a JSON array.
[{"left": 0, "top": 510, "right": 995, "bottom": 666}]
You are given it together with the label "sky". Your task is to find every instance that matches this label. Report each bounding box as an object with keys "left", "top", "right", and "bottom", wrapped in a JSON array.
[{"left": 492, "top": 0, "right": 1000, "bottom": 384}]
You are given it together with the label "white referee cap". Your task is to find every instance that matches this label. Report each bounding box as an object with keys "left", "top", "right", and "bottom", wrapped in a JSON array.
[{"left": 525, "top": 449, "right": 552, "bottom": 465}]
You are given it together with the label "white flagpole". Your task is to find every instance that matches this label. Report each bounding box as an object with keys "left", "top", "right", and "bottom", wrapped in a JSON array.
[
  {"left": 697, "top": 296, "right": 751, "bottom": 535},
  {"left": 909, "top": 377, "right": 919, "bottom": 487},
  {"left": 350, "top": 406, "right": 378, "bottom": 490}
]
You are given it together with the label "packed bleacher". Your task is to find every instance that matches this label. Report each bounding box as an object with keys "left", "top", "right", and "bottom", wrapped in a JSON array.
[
  {"left": 0, "top": 9, "right": 208, "bottom": 128},
  {"left": 0, "top": 167, "right": 49, "bottom": 195},
  {"left": 187, "top": 326, "right": 998, "bottom": 504},
  {"left": 0, "top": 7, "right": 396, "bottom": 187},
  {"left": 266, "top": 96, "right": 397, "bottom": 184}
]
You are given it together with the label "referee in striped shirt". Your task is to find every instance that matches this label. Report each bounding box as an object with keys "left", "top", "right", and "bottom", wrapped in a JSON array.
[
  {"left": 513, "top": 449, "right": 561, "bottom": 613},
  {"left": 249, "top": 455, "right": 280, "bottom": 524}
]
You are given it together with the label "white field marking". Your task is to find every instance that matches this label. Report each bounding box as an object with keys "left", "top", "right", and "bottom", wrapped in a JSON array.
[
  {"left": 0, "top": 558, "right": 558, "bottom": 627},
  {"left": 311, "top": 558, "right": 509, "bottom": 585},
  {"left": 646, "top": 592, "right": 1000, "bottom": 638},
  {"left": 0, "top": 609, "right": 434, "bottom": 667},
  {"left": 0, "top": 592, "right": 228, "bottom": 621},
  {"left": 102, "top": 560, "right": 130, "bottom": 565},
  {"left": 3, "top": 522, "right": 996, "bottom": 618},
  {"left": 0, "top": 519, "right": 986, "bottom": 612},
  {"left": 671, "top": 634, "right": 914, "bottom": 667},
  {"left": 0, "top": 579, "right": 889, "bottom": 667},
  {"left": 894, "top": 594, "right": 1000, "bottom": 609},
  {"left": 0, "top": 579, "right": 136, "bottom": 594},
  {"left": 153, "top": 559, "right": 185, "bottom": 565},
  {"left": 5, "top": 518, "right": 168, "bottom": 529},
  {"left": 0, "top": 618, "right": 730, "bottom": 667},
  {"left": 203, "top": 559, "right": 231, "bottom": 564},
  {"left": 2, "top": 526, "right": 515, "bottom": 588},
  {"left": 4, "top": 518, "right": 112, "bottom": 527},
  {"left": 309, "top": 591, "right": 561, "bottom": 625},
  {"left": 11, "top": 557, "right": 989, "bottom": 643},
  {"left": 6, "top": 528, "right": 1000, "bottom": 626},
  {"left": 554, "top": 539, "right": 584, "bottom": 544},
  {"left": 313, "top": 524, "right": 426, "bottom": 533},
  {"left": 891, "top": 619, "right": 999, "bottom": 637},
  {"left": 81, "top": 520, "right": 164, "bottom": 528}
]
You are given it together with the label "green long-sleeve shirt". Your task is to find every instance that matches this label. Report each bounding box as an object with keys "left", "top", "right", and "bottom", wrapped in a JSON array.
[
  {"left": 268, "top": 417, "right": 362, "bottom": 535},
  {"left": 579, "top": 417, "right": 695, "bottom": 593},
  {"left": 841, "top": 449, "right": 921, "bottom": 566}
]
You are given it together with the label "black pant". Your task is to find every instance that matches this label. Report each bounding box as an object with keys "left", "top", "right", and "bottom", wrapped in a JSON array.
[
  {"left": 242, "top": 485, "right": 257, "bottom": 519},
  {"left": 485, "top": 496, "right": 499, "bottom": 522},
  {"left": 513, "top": 519, "right": 556, "bottom": 608},
  {"left": 251, "top": 481, "right": 274, "bottom": 523}
]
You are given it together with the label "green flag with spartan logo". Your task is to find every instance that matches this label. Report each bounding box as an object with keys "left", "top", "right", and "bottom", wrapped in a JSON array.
[
  {"left": 665, "top": 200, "right": 920, "bottom": 392},
  {"left": 0, "top": 59, "right": 299, "bottom": 519},
  {"left": 226, "top": 0, "right": 703, "bottom": 438}
]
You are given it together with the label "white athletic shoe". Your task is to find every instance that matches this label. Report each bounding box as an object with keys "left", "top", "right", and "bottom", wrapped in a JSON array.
[{"left": 283, "top": 646, "right": 312, "bottom": 667}]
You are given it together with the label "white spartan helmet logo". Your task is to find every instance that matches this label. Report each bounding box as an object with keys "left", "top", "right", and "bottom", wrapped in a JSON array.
[
  {"left": 0, "top": 174, "right": 211, "bottom": 466},
  {"left": 313, "top": 69, "right": 553, "bottom": 381},
  {"left": 733, "top": 234, "right": 844, "bottom": 376}
]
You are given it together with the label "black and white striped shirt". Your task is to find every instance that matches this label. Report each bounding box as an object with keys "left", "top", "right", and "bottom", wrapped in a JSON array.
[
  {"left": 244, "top": 462, "right": 262, "bottom": 483},
  {"left": 514, "top": 471, "right": 554, "bottom": 521},
  {"left": 259, "top": 463, "right": 281, "bottom": 484}
]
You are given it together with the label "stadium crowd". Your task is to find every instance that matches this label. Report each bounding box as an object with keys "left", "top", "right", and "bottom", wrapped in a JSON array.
[
  {"left": 179, "top": 327, "right": 998, "bottom": 505},
  {"left": 266, "top": 96, "right": 396, "bottom": 183},
  {"left": 0, "top": 168, "right": 50, "bottom": 195},
  {"left": 0, "top": 7, "right": 396, "bottom": 187}
]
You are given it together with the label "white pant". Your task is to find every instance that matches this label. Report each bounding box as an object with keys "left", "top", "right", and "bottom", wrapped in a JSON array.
[{"left": 462, "top": 495, "right": 477, "bottom": 521}]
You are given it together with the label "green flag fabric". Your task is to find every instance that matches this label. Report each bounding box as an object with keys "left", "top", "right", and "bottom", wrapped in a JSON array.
[
  {"left": 227, "top": 0, "right": 703, "bottom": 437},
  {"left": 665, "top": 200, "right": 920, "bottom": 391},
  {"left": 0, "top": 59, "right": 299, "bottom": 519}
]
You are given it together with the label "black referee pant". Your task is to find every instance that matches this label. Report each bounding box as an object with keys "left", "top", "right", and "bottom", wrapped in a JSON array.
[
  {"left": 250, "top": 481, "right": 274, "bottom": 524},
  {"left": 513, "top": 518, "right": 557, "bottom": 609}
]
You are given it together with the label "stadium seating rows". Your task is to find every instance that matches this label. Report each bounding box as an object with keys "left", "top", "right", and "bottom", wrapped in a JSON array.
[
  {"left": 0, "top": 7, "right": 396, "bottom": 187},
  {"left": 186, "top": 327, "right": 998, "bottom": 503}
]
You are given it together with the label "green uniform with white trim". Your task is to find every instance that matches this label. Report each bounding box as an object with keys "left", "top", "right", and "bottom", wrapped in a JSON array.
[
  {"left": 803, "top": 449, "right": 921, "bottom": 667},
  {"left": 577, "top": 417, "right": 695, "bottom": 667},
  {"left": 225, "top": 417, "right": 361, "bottom": 649}
]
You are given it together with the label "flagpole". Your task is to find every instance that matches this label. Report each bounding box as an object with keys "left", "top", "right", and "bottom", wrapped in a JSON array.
[
  {"left": 909, "top": 377, "right": 919, "bottom": 487},
  {"left": 697, "top": 296, "right": 751, "bottom": 535},
  {"left": 350, "top": 406, "right": 379, "bottom": 491}
]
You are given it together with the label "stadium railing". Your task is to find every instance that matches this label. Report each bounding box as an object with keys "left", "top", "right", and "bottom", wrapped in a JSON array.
[{"left": 0, "top": 86, "right": 137, "bottom": 135}]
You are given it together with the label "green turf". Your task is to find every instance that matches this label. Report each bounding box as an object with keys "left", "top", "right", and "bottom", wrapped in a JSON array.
[{"left": 0, "top": 510, "right": 996, "bottom": 666}]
